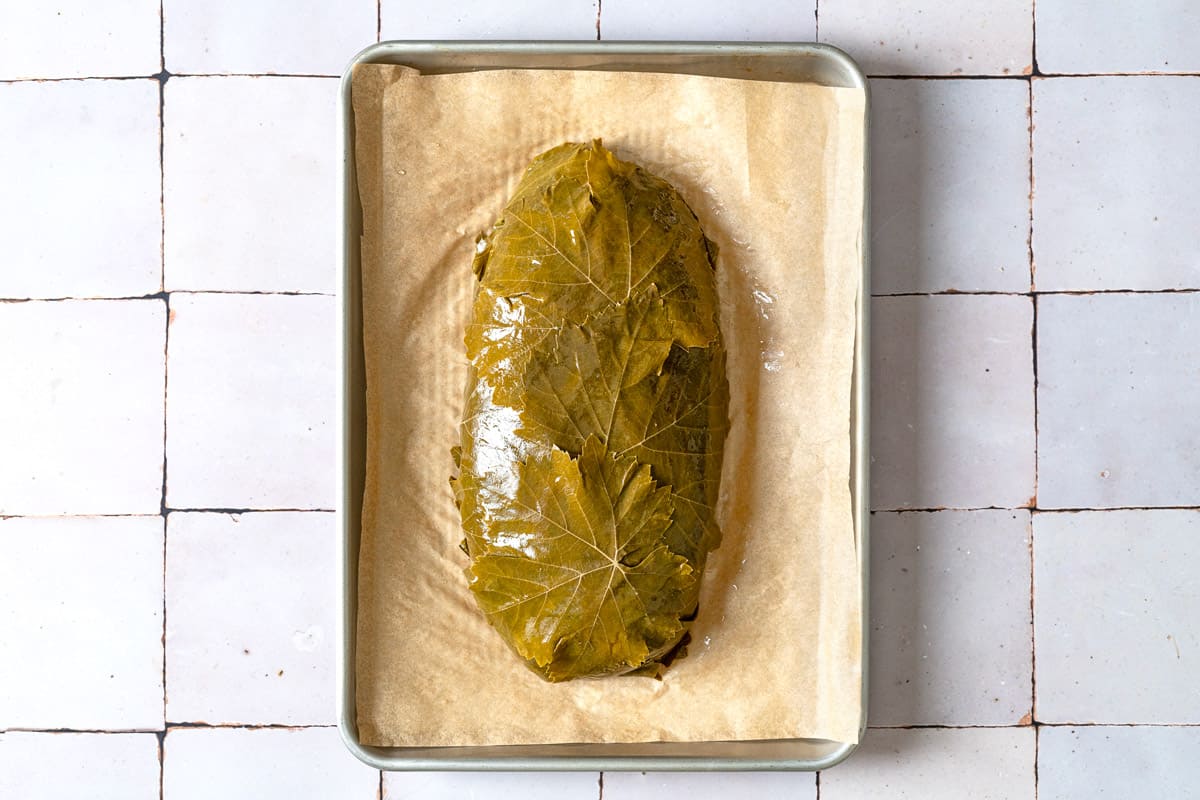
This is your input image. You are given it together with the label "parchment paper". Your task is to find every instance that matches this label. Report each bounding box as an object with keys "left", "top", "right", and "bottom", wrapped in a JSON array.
[{"left": 352, "top": 63, "right": 864, "bottom": 747}]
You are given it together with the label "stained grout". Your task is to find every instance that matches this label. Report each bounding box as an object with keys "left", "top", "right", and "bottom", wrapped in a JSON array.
[
  {"left": 166, "top": 507, "right": 336, "bottom": 514},
  {"left": 1033, "top": 724, "right": 1041, "bottom": 800},
  {"left": 872, "top": 288, "right": 1200, "bottom": 298},
  {"left": 595, "top": 0, "right": 602, "bottom": 41},
  {"left": 0, "top": 290, "right": 336, "bottom": 303},
  {"left": 158, "top": 5, "right": 169, "bottom": 796},
  {"left": 597, "top": 771, "right": 605, "bottom": 799},
  {"left": 5, "top": 71, "right": 1200, "bottom": 86},
  {"left": 9, "top": 721, "right": 1195, "bottom": 736}
]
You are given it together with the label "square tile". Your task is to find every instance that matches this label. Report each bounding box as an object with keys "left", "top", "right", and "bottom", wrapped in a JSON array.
[
  {"left": 0, "top": 516, "right": 164, "bottom": 730},
  {"left": 820, "top": 727, "right": 1035, "bottom": 799},
  {"left": 165, "top": 293, "right": 337, "bottom": 509},
  {"left": 601, "top": 0, "right": 815, "bottom": 41},
  {"left": 604, "top": 772, "right": 815, "bottom": 799},
  {"left": 0, "top": 0, "right": 159, "bottom": 79},
  {"left": 870, "top": 510, "right": 1032, "bottom": 726},
  {"left": 1034, "top": 510, "right": 1200, "bottom": 723},
  {"left": 1032, "top": 77, "right": 1200, "bottom": 291},
  {"left": 0, "top": 80, "right": 161, "bottom": 299},
  {"left": 0, "top": 300, "right": 165, "bottom": 515},
  {"left": 1036, "top": 0, "right": 1200, "bottom": 74},
  {"left": 0, "top": 732, "right": 160, "bottom": 800},
  {"left": 1039, "top": 726, "right": 1200, "bottom": 800},
  {"left": 385, "top": 772, "right": 601, "bottom": 800},
  {"left": 164, "top": 0, "right": 376, "bottom": 75},
  {"left": 162, "top": 727, "right": 378, "bottom": 800},
  {"left": 819, "top": 0, "right": 1033, "bottom": 76},
  {"left": 166, "top": 512, "right": 336, "bottom": 725},
  {"left": 1037, "top": 294, "right": 1200, "bottom": 509},
  {"left": 871, "top": 295, "right": 1035, "bottom": 510},
  {"left": 382, "top": 0, "right": 598, "bottom": 39},
  {"left": 870, "top": 79, "right": 1031, "bottom": 294},
  {"left": 163, "top": 76, "right": 338, "bottom": 293}
]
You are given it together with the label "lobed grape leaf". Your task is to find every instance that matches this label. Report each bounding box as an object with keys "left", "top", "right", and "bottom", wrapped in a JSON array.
[{"left": 455, "top": 140, "right": 728, "bottom": 681}]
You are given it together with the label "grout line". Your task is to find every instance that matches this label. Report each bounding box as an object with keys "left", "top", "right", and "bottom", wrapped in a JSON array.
[
  {"left": 0, "top": 290, "right": 335, "bottom": 303},
  {"left": 157, "top": 730, "right": 166, "bottom": 800},
  {"left": 873, "top": 505, "right": 1200, "bottom": 515},
  {"left": 164, "top": 722, "right": 338, "bottom": 730},
  {"left": 0, "top": 512, "right": 164, "bottom": 520},
  {"left": 165, "top": 507, "right": 335, "bottom": 514},
  {"left": 815, "top": 769, "right": 821, "bottom": 798},
  {"left": 1033, "top": 722, "right": 1041, "bottom": 799},
  {"left": 6, "top": 71, "right": 1200, "bottom": 86},
  {"left": 867, "top": 722, "right": 1200, "bottom": 730},
  {"left": 595, "top": 0, "right": 602, "bottom": 41},
  {"left": 872, "top": 287, "right": 1200, "bottom": 298},
  {"left": 872, "top": 506, "right": 1033, "bottom": 514},
  {"left": 1035, "top": 505, "right": 1200, "bottom": 513},
  {"left": 159, "top": 0, "right": 165, "bottom": 73},
  {"left": 160, "top": 290, "right": 170, "bottom": 739},
  {"left": 1, "top": 727, "right": 166, "bottom": 734},
  {"left": 1028, "top": 495, "right": 1038, "bottom": 728},
  {"left": 377, "top": 0, "right": 382, "bottom": 43},
  {"left": 7, "top": 720, "right": 1200, "bottom": 734},
  {"left": 814, "top": 0, "right": 819, "bottom": 40},
  {"left": 598, "top": 771, "right": 604, "bottom": 799},
  {"left": 378, "top": 769, "right": 385, "bottom": 800},
  {"left": 1030, "top": 0, "right": 1041, "bottom": 77}
]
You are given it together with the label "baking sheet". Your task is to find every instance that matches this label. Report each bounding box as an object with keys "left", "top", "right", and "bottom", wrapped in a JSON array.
[{"left": 352, "top": 63, "right": 865, "bottom": 747}]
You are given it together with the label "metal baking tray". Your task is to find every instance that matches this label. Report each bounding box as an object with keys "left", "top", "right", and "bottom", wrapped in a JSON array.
[{"left": 337, "top": 40, "right": 870, "bottom": 771}]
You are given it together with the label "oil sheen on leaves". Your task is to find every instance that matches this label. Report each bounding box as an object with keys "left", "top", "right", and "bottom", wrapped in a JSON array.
[{"left": 453, "top": 140, "right": 728, "bottom": 682}]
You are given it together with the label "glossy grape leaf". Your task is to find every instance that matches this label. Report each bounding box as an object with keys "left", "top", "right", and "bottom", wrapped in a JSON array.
[
  {"left": 464, "top": 140, "right": 719, "bottom": 390},
  {"left": 518, "top": 290, "right": 728, "bottom": 563},
  {"left": 468, "top": 436, "right": 696, "bottom": 682},
  {"left": 456, "top": 141, "right": 728, "bottom": 681}
]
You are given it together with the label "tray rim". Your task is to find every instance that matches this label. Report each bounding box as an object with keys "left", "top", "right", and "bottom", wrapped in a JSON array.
[{"left": 337, "top": 39, "right": 871, "bottom": 772}]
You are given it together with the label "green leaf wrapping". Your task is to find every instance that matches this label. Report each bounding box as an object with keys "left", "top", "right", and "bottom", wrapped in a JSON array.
[{"left": 455, "top": 140, "right": 728, "bottom": 681}]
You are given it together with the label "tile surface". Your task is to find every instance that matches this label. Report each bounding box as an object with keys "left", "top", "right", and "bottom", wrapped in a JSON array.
[
  {"left": 870, "top": 79, "right": 1031, "bottom": 294},
  {"left": 0, "top": 732, "right": 160, "bottom": 800},
  {"left": 0, "top": 80, "right": 161, "bottom": 299},
  {"left": 165, "top": 293, "right": 337, "bottom": 510},
  {"left": 821, "top": 727, "right": 1035, "bottom": 799},
  {"left": 602, "top": 0, "right": 815, "bottom": 41},
  {"left": 819, "top": 0, "right": 1033, "bottom": 76},
  {"left": 385, "top": 772, "right": 600, "bottom": 800},
  {"left": 0, "top": 300, "right": 165, "bottom": 515},
  {"left": 871, "top": 295, "right": 1035, "bottom": 510},
  {"left": 0, "top": 517, "right": 164, "bottom": 730},
  {"left": 166, "top": 512, "right": 336, "bottom": 725},
  {"left": 870, "top": 510, "right": 1033, "bottom": 726},
  {"left": 1033, "top": 77, "right": 1200, "bottom": 291},
  {"left": 1037, "top": 293, "right": 1200, "bottom": 509},
  {"left": 382, "top": 0, "right": 598, "bottom": 39},
  {"left": 1034, "top": 510, "right": 1200, "bottom": 723},
  {"left": 1038, "top": 726, "right": 1200, "bottom": 800},
  {"left": 162, "top": 727, "right": 378, "bottom": 800},
  {"left": 1036, "top": 0, "right": 1200, "bottom": 74},
  {"left": 0, "top": 0, "right": 159, "bottom": 79},
  {"left": 604, "top": 772, "right": 816, "bottom": 799},
  {"left": 163, "top": 76, "right": 338, "bottom": 293},
  {"left": 164, "top": 0, "right": 376, "bottom": 75}
]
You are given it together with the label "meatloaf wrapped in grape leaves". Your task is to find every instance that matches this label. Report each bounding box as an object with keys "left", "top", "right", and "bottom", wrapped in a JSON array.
[{"left": 453, "top": 140, "right": 729, "bottom": 682}]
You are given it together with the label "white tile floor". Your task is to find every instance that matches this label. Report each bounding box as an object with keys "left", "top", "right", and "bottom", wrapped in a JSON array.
[{"left": 2, "top": 2, "right": 1198, "bottom": 798}]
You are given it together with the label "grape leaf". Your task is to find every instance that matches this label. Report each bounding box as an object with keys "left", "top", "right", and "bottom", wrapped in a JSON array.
[
  {"left": 518, "top": 290, "right": 728, "bottom": 563},
  {"left": 468, "top": 436, "right": 696, "bottom": 681},
  {"left": 455, "top": 140, "right": 728, "bottom": 681}
]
